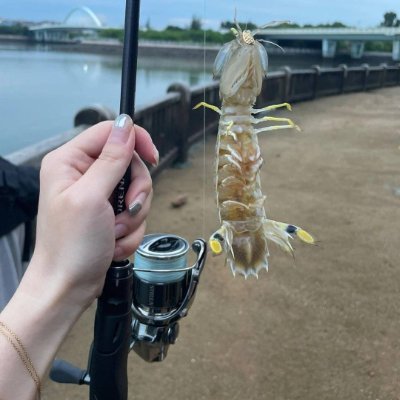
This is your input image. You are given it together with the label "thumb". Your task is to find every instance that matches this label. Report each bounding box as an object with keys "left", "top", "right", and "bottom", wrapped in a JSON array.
[{"left": 77, "top": 114, "right": 136, "bottom": 198}]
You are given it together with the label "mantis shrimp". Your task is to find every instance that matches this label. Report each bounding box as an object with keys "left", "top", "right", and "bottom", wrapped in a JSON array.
[{"left": 194, "top": 21, "right": 314, "bottom": 278}]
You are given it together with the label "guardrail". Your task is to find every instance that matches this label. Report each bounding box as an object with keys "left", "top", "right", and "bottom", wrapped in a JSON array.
[{"left": 6, "top": 62, "right": 400, "bottom": 172}]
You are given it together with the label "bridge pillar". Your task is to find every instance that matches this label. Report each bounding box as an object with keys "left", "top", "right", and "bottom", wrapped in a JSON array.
[
  {"left": 322, "top": 39, "right": 337, "bottom": 58},
  {"left": 392, "top": 41, "right": 400, "bottom": 61},
  {"left": 350, "top": 41, "right": 365, "bottom": 59}
]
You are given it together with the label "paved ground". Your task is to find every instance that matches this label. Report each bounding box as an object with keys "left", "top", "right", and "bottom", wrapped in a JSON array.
[{"left": 44, "top": 87, "right": 400, "bottom": 400}]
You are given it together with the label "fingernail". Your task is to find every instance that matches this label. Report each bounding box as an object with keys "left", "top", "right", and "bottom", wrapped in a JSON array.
[
  {"left": 110, "top": 114, "right": 132, "bottom": 144},
  {"left": 128, "top": 192, "right": 147, "bottom": 216},
  {"left": 152, "top": 145, "right": 159, "bottom": 167},
  {"left": 115, "top": 224, "right": 127, "bottom": 239}
]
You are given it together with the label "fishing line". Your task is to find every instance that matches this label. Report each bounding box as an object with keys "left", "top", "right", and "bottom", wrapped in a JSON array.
[{"left": 202, "top": 0, "right": 207, "bottom": 240}]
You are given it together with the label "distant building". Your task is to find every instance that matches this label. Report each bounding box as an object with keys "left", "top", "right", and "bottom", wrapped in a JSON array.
[{"left": 29, "top": 6, "right": 107, "bottom": 43}]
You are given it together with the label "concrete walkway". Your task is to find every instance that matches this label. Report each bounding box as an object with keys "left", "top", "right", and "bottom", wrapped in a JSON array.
[{"left": 45, "top": 87, "right": 400, "bottom": 400}]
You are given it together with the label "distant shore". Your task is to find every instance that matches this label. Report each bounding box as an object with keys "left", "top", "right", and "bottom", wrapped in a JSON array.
[
  {"left": 0, "top": 34, "right": 28, "bottom": 42},
  {"left": 0, "top": 34, "right": 221, "bottom": 60},
  {"left": 0, "top": 34, "right": 394, "bottom": 64}
]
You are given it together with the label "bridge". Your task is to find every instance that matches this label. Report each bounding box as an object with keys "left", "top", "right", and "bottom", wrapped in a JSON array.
[
  {"left": 259, "top": 27, "right": 400, "bottom": 60},
  {"left": 29, "top": 6, "right": 107, "bottom": 42}
]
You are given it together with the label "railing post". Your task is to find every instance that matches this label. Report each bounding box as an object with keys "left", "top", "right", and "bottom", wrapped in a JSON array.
[
  {"left": 392, "top": 40, "right": 400, "bottom": 61},
  {"left": 380, "top": 63, "right": 387, "bottom": 87},
  {"left": 361, "top": 63, "right": 370, "bottom": 91},
  {"left": 397, "top": 63, "right": 400, "bottom": 86},
  {"left": 281, "top": 66, "right": 292, "bottom": 102},
  {"left": 74, "top": 105, "right": 117, "bottom": 127},
  {"left": 167, "top": 83, "right": 191, "bottom": 165},
  {"left": 311, "top": 65, "right": 321, "bottom": 99},
  {"left": 338, "top": 64, "right": 348, "bottom": 93}
]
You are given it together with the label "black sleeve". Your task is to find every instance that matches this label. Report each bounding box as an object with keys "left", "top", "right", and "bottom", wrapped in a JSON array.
[{"left": 0, "top": 157, "right": 39, "bottom": 237}]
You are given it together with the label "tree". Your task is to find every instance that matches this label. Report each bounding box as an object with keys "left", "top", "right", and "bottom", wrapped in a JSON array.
[
  {"left": 166, "top": 25, "right": 183, "bottom": 31},
  {"left": 315, "top": 22, "right": 347, "bottom": 28},
  {"left": 190, "top": 15, "right": 202, "bottom": 30},
  {"left": 220, "top": 20, "right": 257, "bottom": 30},
  {"left": 145, "top": 18, "right": 151, "bottom": 30},
  {"left": 381, "top": 11, "right": 398, "bottom": 27}
]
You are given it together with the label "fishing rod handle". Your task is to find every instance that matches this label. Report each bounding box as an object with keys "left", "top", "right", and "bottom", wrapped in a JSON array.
[{"left": 89, "top": 262, "right": 133, "bottom": 400}]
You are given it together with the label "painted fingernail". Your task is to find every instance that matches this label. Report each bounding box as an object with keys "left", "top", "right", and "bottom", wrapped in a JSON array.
[
  {"left": 152, "top": 145, "right": 159, "bottom": 167},
  {"left": 128, "top": 192, "right": 147, "bottom": 216},
  {"left": 109, "top": 114, "right": 132, "bottom": 144},
  {"left": 115, "top": 224, "right": 127, "bottom": 239}
]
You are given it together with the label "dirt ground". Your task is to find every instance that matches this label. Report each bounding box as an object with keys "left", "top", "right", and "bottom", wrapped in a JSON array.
[{"left": 44, "top": 87, "right": 400, "bottom": 400}]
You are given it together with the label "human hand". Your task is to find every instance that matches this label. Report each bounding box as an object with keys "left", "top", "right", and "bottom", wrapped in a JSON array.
[
  {"left": 0, "top": 116, "right": 156, "bottom": 397},
  {"left": 28, "top": 114, "right": 156, "bottom": 308}
]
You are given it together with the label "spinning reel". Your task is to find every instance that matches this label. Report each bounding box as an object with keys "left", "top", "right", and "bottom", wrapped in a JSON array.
[{"left": 50, "top": 234, "right": 207, "bottom": 398}]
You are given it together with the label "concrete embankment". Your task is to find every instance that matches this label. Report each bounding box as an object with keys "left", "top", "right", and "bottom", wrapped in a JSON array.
[
  {"left": 1, "top": 34, "right": 396, "bottom": 66},
  {"left": 0, "top": 34, "right": 28, "bottom": 42},
  {"left": 0, "top": 35, "right": 221, "bottom": 61}
]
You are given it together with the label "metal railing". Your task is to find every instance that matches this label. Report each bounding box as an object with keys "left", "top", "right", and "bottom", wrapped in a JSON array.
[{"left": 6, "top": 63, "right": 400, "bottom": 171}]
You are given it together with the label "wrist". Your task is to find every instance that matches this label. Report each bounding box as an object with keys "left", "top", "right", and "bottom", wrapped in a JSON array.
[
  {"left": 2, "top": 257, "right": 86, "bottom": 342},
  {"left": 27, "top": 250, "right": 100, "bottom": 312}
]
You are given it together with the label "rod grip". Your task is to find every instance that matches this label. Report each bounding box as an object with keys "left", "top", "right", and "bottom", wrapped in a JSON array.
[{"left": 89, "top": 265, "right": 133, "bottom": 400}]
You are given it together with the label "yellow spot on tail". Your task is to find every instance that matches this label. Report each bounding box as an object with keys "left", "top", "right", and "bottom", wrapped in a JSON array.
[
  {"left": 297, "top": 229, "right": 315, "bottom": 244},
  {"left": 193, "top": 101, "right": 222, "bottom": 115},
  {"left": 210, "top": 239, "right": 223, "bottom": 255}
]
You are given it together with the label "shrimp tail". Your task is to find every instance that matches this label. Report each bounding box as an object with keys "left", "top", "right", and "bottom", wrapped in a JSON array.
[{"left": 264, "top": 219, "right": 315, "bottom": 255}]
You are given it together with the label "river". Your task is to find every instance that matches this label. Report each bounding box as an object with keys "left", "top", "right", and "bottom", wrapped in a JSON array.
[{"left": 0, "top": 42, "right": 393, "bottom": 154}]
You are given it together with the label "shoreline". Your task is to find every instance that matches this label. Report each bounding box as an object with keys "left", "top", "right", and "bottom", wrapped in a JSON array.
[
  {"left": 0, "top": 34, "right": 28, "bottom": 42},
  {"left": 0, "top": 34, "right": 220, "bottom": 60},
  {"left": 0, "top": 34, "right": 395, "bottom": 63}
]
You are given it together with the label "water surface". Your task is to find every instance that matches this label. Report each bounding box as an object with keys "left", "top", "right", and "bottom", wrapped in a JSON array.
[
  {"left": 0, "top": 43, "right": 213, "bottom": 154},
  {"left": 0, "top": 43, "right": 393, "bottom": 154}
]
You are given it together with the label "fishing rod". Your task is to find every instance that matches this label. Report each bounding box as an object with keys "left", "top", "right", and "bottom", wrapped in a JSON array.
[
  {"left": 87, "top": 1, "right": 141, "bottom": 397},
  {"left": 50, "top": 1, "right": 207, "bottom": 399}
]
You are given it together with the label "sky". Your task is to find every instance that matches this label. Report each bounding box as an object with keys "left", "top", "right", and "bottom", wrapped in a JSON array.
[{"left": 1, "top": 0, "right": 399, "bottom": 29}]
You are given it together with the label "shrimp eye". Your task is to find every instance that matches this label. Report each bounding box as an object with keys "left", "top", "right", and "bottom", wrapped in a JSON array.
[{"left": 231, "top": 28, "right": 239, "bottom": 37}]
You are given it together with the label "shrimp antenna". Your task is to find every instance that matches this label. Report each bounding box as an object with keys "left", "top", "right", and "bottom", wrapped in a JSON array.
[
  {"left": 233, "top": 8, "right": 242, "bottom": 34},
  {"left": 257, "top": 39, "right": 285, "bottom": 53},
  {"left": 252, "top": 20, "right": 292, "bottom": 36}
]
